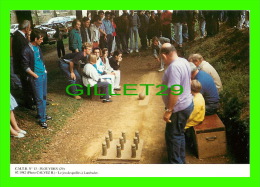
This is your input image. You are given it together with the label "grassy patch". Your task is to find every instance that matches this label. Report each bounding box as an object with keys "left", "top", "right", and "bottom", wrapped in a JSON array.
[{"left": 183, "top": 25, "right": 249, "bottom": 163}]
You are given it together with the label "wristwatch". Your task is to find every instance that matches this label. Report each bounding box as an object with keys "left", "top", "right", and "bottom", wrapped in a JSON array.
[{"left": 165, "top": 108, "right": 173, "bottom": 113}]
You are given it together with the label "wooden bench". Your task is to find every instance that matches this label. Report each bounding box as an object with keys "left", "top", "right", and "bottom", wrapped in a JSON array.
[{"left": 192, "top": 114, "right": 227, "bottom": 159}]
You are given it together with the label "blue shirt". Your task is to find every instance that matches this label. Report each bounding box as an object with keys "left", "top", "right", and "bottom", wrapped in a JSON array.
[
  {"left": 102, "top": 19, "right": 114, "bottom": 35},
  {"left": 162, "top": 57, "right": 193, "bottom": 113},
  {"left": 32, "top": 45, "right": 45, "bottom": 75},
  {"left": 195, "top": 70, "right": 220, "bottom": 104}
]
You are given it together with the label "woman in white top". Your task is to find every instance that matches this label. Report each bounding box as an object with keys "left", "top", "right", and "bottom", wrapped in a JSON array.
[
  {"left": 102, "top": 48, "right": 121, "bottom": 90},
  {"left": 82, "top": 54, "right": 112, "bottom": 103}
]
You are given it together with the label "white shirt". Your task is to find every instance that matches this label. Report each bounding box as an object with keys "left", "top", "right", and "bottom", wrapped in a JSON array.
[
  {"left": 90, "top": 24, "right": 100, "bottom": 42},
  {"left": 83, "top": 63, "right": 101, "bottom": 87}
]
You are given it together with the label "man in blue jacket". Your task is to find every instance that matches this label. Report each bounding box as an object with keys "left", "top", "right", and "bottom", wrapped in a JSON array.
[{"left": 22, "top": 30, "right": 52, "bottom": 129}]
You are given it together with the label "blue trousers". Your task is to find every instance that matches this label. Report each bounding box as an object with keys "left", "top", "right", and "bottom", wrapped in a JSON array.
[
  {"left": 165, "top": 102, "right": 194, "bottom": 164},
  {"left": 130, "top": 26, "right": 139, "bottom": 50},
  {"left": 173, "top": 23, "right": 183, "bottom": 45},
  {"left": 59, "top": 60, "right": 82, "bottom": 95},
  {"left": 31, "top": 73, "right": 47, "bottom": 123}
]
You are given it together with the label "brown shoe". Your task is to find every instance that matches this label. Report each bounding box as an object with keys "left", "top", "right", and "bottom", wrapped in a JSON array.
[{"left": 74, "top": 96, "right": 82, "bottom": 100}]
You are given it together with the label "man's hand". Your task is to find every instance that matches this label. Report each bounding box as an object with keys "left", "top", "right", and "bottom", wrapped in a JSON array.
[
  {"left": 156, "top": 57, "right": 160, "bottom": 62},
  {"left": 110, "top": 72, "right": 116, "bottom": 75},
  {"left": 163, "top": 111, "right": 172, "bottom": 123},
  {"left": 75, "top": 49, "right": 79, "bottom": 53},
  {"left": 70, "top": 72, "right": 76, "bottom": 80}
]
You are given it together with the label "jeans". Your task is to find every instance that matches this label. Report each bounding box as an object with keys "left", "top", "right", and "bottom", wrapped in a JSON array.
[
  {"left": 31, "top": 73, "right": 47, "bottom": 123},
  {"left": 160, "top": 58, "right": 164, "bottom": 69},
  {"left": 199, "top": 20, "right": 206, "bottom": 37},
  {"left": 173, "top": 23, "right": 183, "bottom": 45},
  {"left": 59, "top": 60, "right": 82, "bottom": 95},
  {"left": 96, "top": 81, "right": 110, "bottom": 100},
  {"left": 165, "top": 102, "right": 194, "bottom": 164},
  {"left": 205, "top": 103, "right": 219, "bottom": 116},
  {"left": 237, "top": 14, "right": 246, "bottom": 29},
  {"left": 130, "top": 26, "right": 139, "bottom": 50}
]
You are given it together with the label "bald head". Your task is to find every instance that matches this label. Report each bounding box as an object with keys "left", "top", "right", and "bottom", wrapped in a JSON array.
[
  {"left": 160, "top": 43, "right": 176, "bottom": 55},
  {"left": 160, "top": 43, "right": 178, "bottom": 65}
]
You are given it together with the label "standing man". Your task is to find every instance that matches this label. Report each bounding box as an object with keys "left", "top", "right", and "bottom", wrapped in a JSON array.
[
  {"left": 116, "top": 13, "right": 129, "bottom": 54},
  {"left": 160, "top": 43, "right": 194, "bottom": 164},
  {"left": 80, "top": 17, "right": 91, "bottom": 43},
  {"left": 12, "top": 20, "right": 35, "bottom": 110},
  {"left": 186, "top": 10, "right": 197, "bottom": 42},
  {"left": 138, "top": 10, "right": 149, "bottom": 50},
  {"left": 90, "top": 17, "right": 107, "bottom": 48},
  {"left": 22, "top": 30, "right": 51, "bottom": 129},
  {"left": 69, "top": 19, "right": 82, "bottom": 53},
  {"left": 161, "top": 10, "right": 172, "bottom": 43},
  {"left": 102, "top": 11, "right": 114, "bottom": 56},
  {"left": 172, "top": 11, "right": 187, "bottom": 48},
  {"left": 129, "top": 10, "right": 140, "bottom": 53}
]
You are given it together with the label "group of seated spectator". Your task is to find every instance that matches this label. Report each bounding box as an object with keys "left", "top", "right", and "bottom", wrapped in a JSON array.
[{"left": 59, "top": 42, "right": 122, "bottom": 102}]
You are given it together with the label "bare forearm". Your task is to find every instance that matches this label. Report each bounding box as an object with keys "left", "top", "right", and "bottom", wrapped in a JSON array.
[{"left": 69, "top": 62, "right": 74, "bottom": 73}]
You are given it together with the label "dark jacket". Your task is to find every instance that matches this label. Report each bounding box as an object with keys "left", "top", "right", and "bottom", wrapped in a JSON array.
[
  {"left": 80, "top": 26, "right": 91, "bottom": 43},
  {"left": 128, "top": 13, "right": 141, "bottom": 28},
  {"left": 109, "top": 57, "right": 120, "bottom": 70},
  {"left": 139, "top": 14, "right": 149, "bottom": 31},
  {"left": 171, "top": 11, "right": 187, "bottom": 23},
  {"left": 12, "top": 30, "right": 29, "bottom": 74},
  {"left": 22, "top": 43, "right": 45, "bottom": 73},
  {"left": 116, "top": 16, "right": 129, "bottom": 33}
]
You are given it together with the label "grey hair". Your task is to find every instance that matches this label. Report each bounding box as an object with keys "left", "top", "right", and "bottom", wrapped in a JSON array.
[
  {"left": 189, "top": 62, "right": 198, "bottom": 73},
  {"left": 18, "top": 20, "right": 30, "bottom": 30}
]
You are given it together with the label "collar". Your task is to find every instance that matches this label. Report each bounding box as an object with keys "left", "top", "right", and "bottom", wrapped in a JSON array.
[
  {"left": 18, "top": 30, "right": 26, "bottom": 38},
  {"left": 199, "top": 61, "right": 207, "bottom": 69}
]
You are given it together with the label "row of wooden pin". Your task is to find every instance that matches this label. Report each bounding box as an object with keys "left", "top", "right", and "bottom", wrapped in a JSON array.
[{"left": 102, "top": 130, "right": 140, "bottom": 158}]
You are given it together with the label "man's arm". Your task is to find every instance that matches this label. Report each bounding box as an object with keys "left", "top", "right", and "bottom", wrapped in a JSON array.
[{"left": 163, "top": 94, "right": 179, "bottom": 122}]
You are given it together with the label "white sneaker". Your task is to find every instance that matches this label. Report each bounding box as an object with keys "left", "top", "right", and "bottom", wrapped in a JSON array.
[
  {"left": 12, "top": 133, "right": 25, "bottom": 138},
  {"left": 18, "top": 130, "right": 27, "bottom": 135},
  {"left": 130, "top": 50, "right": 133, "bottom": 53},
  {"left": 135, "top": 49, "right": 139, "bottom": 53},
  {"left": 158, "top": 68, "right": 164, "bottom": 72}
]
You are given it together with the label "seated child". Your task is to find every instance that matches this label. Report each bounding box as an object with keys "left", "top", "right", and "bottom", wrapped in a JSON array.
[{"left": 185, "top": 79, "right": 205, "bottom": 129}]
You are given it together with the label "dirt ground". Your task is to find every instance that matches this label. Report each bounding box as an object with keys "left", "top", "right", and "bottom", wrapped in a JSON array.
[{"left": 29, "top": 45, "right": 233, "bottom": 164}]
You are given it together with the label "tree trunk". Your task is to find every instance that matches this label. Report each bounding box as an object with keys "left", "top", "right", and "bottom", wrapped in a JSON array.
[{"left": 15, "top": 10, "right": 34, "bottom": 28}]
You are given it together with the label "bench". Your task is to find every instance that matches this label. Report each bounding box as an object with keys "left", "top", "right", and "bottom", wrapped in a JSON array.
[{"left": 192, "top": 114, "right": 227, "bottom": 159}]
